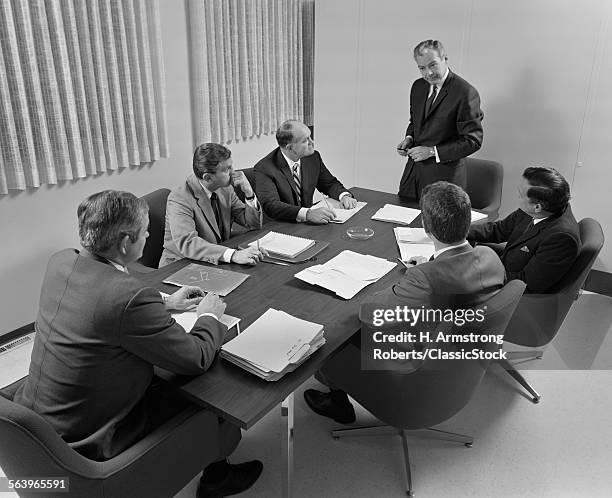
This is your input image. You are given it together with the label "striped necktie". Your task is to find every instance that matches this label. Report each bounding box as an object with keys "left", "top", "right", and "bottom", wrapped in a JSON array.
[
  {"left": 210, "top": 192, "right": 222, "bottom": 242},
  {"left": 425, "top": 85, "right": 438, "bottom": 116},
  {"left": 292, "top": 163, "right": 302, "bottom": 205}
]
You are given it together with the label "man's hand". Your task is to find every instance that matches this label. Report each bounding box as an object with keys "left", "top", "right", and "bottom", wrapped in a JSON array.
[
  {"left": 397, "top": 136, "right": 413, "bottom": 156},
  {"left": 231, "top": 246, "right": 264, "bottom": 265},
  {"left": 231, "top": 170, "right": 254, "bottom": 198},
  {"left": 306, "top": 207, "right": 336, "bottom": 224},
  {"left": 407, "top": 146, "right": 434, "bottom": 162},
  {"left": 165, "top": 286, "right": 204, "bottom": 311},
  {"left": 197, "top": 292, "right": 226, "bottom": 319},
  {"left": 340, "top": 196, "right": 357, "bottom": 209},
  {"left": 408, "top": 255, "right": 429, "bottom": 265}
]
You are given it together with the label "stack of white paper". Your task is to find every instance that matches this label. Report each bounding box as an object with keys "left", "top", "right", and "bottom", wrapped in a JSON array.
[
  {"left": 248, "top": 231, "right": 315, "bottom": 257},
  {"left": 313, "top": 198, "right": 367, "bottom": 223},
  {"left": 371, "top": 204, "right": 421, "bottom": 225},
  {"left": 393, "top": 227, "right": 435, "bottom": 262},
  {"left": 220, "top": 309, "right": 325, "bottom": 381},
  {"left": 294, "top": 250, "right": 396, "bottom": 299}
]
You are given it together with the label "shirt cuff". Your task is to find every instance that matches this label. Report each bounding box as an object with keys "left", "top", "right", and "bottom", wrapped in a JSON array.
[
  {"left": 221, "top": 248, "right": 235, "bottom": 263},
  {"left": 433, "top": 146, "right": 440, "bottom": 163},
  {"left": 339, "top": 192, "right": 352, "bottom": 200},
  {"left": 197, "top": 312, "right": 221, "bottom": 323},
  {"left": 296, "top": 207, "right": 309, "bottom": 222}
]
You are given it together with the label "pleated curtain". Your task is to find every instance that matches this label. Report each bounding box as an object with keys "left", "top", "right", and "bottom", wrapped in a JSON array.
[
  {"left": 187, "top": 0, "right": 314, "bottom": 145},
  {"left": 0, "top": 0, "right": 168, "bottom": 195}
]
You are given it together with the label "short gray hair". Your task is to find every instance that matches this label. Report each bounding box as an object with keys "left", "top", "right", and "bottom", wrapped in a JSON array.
[
  {"left": 77, "top": 190, "right": 148, "bottom": 254},
  {"left": 413, "top": 40, "right": 447, "bottom": 60}
]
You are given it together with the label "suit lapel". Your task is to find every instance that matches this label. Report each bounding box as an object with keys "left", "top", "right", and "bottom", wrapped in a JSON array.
[
  {"left": 423, "top": 72, "right": 453, "bottom": 123},
  {"left": 187, "top": 175, "right": 222, "bottom": 242},
  {"left": 506, "top": 218, "right": 549, "bottom": 250}
]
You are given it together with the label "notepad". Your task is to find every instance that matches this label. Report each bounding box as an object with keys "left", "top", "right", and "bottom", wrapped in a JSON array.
[
  {"left": 371, "top": 204, "right": 421, "bottom": 225},
  {"left": 163, "top": 264, "right": 249, "bottom": 296},
  {"left": 393, "top": 228, "right": 435, "bottom": 261},
  {"left": 249, "top": 231, "right": 315, "bottom": 258}
]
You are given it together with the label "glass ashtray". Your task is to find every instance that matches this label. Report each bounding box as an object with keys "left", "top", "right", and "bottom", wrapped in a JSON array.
[{"left": 346, "top": 226, "right": 375, "bottom": 240}]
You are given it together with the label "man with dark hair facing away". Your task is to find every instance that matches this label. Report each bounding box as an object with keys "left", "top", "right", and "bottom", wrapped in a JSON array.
[{"left": 304, "top": 182, "right": 504, "bottom": 423}]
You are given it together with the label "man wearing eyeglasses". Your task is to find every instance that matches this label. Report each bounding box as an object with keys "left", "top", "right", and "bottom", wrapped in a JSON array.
[{"left": 397, "top": 39, "right": 484, "bottom": 201}]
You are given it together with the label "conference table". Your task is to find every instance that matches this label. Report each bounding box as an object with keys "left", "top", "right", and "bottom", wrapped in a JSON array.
[{"left": 137, "top": 187, "right": 431, "bottom": 497}]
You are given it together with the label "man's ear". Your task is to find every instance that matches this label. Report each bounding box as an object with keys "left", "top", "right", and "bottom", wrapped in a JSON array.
[
  {"left": 202, "top": 172, "right": 212, "bottom": 183},
  {"left": 533, "top": 202, "right": 543, "bottom": 214},
  {"left": 119, "top": 234, "right": 131, "bottom": 255}
]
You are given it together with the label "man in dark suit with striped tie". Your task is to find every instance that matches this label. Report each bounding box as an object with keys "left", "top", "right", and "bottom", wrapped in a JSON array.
[
  {"left": 397, "top": 40, "right": 484, "bottom": 200},
  {"left": 254, "top": 120, "right": 357, "bottom": 223}
]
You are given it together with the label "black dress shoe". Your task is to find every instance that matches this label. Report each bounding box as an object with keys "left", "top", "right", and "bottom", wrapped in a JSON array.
[
  {"left": 197, "top": 460, "right": 263, "bottom": 498},
  {"left": 304, "top": 389, "right": 356, "bottom": 424}
]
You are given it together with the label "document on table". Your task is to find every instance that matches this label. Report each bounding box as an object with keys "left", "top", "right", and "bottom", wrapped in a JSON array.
[
  {"left": 394, "top": 228, "right": 435, "bottom": 261},
  {"left": 163, "top": 264, "right": 249, "bottom": 296},
  {"left": 294, "top": 250, "right": 396, "bottom": 299},
  {"left": 220, "top": 308, "right": 325, "bottom": 380},
  {"left": 313, "top": 197, "right": 367, "bottom": 223},
  {"left": 471, "top": 210, "right": 488, "bottom": 222},
  {"left": 248, "top": 231, "right": 315, "bottom": 257},
  {"left": 171, "top": 311, "right": 241, "bottom": 334},
  {"left": 371, "top": 204, "right": 421, "bottom": 225}
]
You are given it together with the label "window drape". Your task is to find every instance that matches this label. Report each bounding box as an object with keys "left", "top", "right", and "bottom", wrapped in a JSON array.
[
  {"left": 0, "top": 0, "right": 168, "bottom": 195},
  {"left": 187, "top": 0, "right": 314, "bottom": 145}
]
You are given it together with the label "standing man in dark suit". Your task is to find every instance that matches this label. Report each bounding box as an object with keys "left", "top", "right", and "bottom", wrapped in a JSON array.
[
  {"left": 254, "top": 120, "right": 357, "bottom": 223},
  {"left": 398, "top": 40, "right": 484, "bottom": 200},
  {"left": 468, "top": 167, "right": 581, "bottom": 293},
  {"left": 160, "top": 143, "right": 264, "bottom": 267},
  {"left": 14, "top": 190, "right": 263, "bottom": 496},
  {"left": 304, "top": 182, "right": 505, "bottom": 423}
]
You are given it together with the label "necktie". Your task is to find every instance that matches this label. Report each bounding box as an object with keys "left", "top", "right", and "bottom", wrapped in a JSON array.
[
  {"left": 292, "top": 163, "right": 302, "bottom": 205},
  {"left": 210, "top": 192, "right": 222, "bottom": 242},
  {"left": 424, "top": 85, "right": 438, "bottom": 116}
]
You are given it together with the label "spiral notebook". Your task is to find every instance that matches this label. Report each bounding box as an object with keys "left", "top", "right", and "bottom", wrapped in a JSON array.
[{"left": 249, "top": 231, "right": 315, "bottom": 258}]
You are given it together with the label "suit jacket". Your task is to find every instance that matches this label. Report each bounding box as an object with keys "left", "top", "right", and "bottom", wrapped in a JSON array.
[
  {"left": 362, "top": 244, "right": 505, "bottom": 314},
  {"left": 14, "top": 249, "right": 226, "bottom": 461},
  {"left": 399, "top": 71, "right": 483, "bottom": 199},
  {"left": 254, "top": 148, "right": 349, "bottom": 222},
  {"left": 340, "top": 244, "right": 505, "bottom": 374},
  {"left": 160, "top": 174, "right": 262, "bottom": 267},
  {"left": 468, "top": 206, "right": 581, "bottom": 294}
]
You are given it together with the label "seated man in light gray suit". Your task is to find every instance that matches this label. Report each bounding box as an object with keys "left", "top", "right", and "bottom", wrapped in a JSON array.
[
  {"left": 160, "top": 143, "right": 264, "bottom": 267},
  {"left": 304, "top": 181, "right": 505, "bottom": 423}
]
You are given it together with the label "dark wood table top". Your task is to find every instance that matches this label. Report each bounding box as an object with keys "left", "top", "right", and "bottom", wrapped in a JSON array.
[{"left": 138, "top": 187, "right": 422, "bottom": 429}]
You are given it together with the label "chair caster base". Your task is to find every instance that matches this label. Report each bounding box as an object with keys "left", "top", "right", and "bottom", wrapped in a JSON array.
[
  {"left": 465, "top": 443, "right": 473, "bottom": 447},
  {"left": 532, "top": 395, "right": 541, "bottom": 404},
  {"left": 407, "top": 491, "right": 415, "bottom": 496}
]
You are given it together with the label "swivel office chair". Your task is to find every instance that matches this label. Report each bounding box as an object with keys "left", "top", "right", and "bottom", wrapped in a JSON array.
[
  {"left": 465, "top": 158, "right": 504, "bottom": 221},
  {"left": 326, "top": 280, "right": 526, "bottom": 496},
  {"left": 0, "top": 380, "right": 220, "bottom": 498},
  {"left": 498, "top": 218, "right": 604, "bottom": 403},
  {"left": 137, "top": 188, "right": 171, "bottom": 269}
]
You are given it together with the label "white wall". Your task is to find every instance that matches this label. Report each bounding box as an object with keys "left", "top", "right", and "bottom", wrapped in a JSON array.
[
  {"left": 315, "top": 0, "right": 611, "bottom": 271},
  {"left": 0, "top": 0, "right": 277, "bottom": 334}
]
